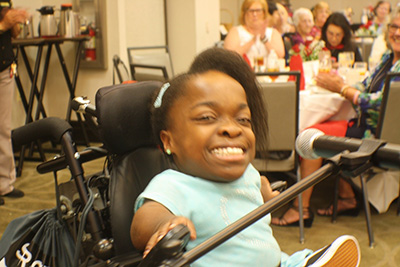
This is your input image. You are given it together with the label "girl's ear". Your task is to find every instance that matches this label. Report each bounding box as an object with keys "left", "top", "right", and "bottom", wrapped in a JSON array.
[{"left": 160, "top": 130, "right": 172, "bottom": 154}]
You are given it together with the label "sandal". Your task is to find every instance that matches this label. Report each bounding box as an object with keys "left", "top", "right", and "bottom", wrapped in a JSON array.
[
  {"left": 317, "top": 197, "right": 359, "bottom": 217},
  {"left": 272, "top": 204, "right": 314, "bottom": 228}
]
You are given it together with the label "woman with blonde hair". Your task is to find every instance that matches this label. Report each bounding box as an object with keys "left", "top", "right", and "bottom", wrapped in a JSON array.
[
  {"left": 311, "top": 1, "right": 331, "bottom": 39},
  {"left": 224, "top": 0, "right": 285, "bottom": 63}
]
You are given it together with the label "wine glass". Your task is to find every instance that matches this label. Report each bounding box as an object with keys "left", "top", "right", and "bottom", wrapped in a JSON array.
[
  {"left": 348, "top": 52, "right": 355, "bottom": 67},
  {"left": 338, "top": 52, "right": 355, "bottom": 68}
]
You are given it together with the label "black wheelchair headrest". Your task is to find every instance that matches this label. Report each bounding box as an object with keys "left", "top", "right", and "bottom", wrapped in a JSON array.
[{"left": 96, "top": 81, "right": 163, "bottom": 155}]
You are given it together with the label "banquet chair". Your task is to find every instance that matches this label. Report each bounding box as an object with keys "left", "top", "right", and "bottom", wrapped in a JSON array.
[
  {"left": 252, "top": 74, "right": 300, "bottom": 177},
  {"left": 253, "top": 71, "right": 305, "bottom": 242},
  {"left": 127, "top": 46, "right": 174, "bottom": 82},
  {"left": 331, "top": 73, "right": 400, "bottom": 247},
  {"left": 112, "top": 55, "right": 131, "bottom": 84}
]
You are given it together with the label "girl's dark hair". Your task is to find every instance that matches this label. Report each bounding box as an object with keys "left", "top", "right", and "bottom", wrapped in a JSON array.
[
  {"left": 321, "top": 12, "right": 354, "bottom": 50},
  {"left": 188, "top": 48, "right": 269, "bottom": 153},
  {"left": 150, "top": 73, "right": 192, "bottom": 151}
]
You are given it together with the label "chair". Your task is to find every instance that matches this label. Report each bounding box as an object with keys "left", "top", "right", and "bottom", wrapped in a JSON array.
[
  {"left": 127, "top": 46, "right": 174, "bottom": 82},
  {"left": 252, "top": 77, "right": 299, "bottom": 176},
  {"left": 332, "top": 72, "right": 400, "bottom": 247},
  {"left": 112, "top": 55, "right": 131, "bottom": 84},
  {"left": 253, "top": 71, "right": 305, "bottom": 242}
]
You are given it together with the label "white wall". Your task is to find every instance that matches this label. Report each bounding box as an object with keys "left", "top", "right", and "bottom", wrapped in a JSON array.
[{"left": 167, "top": 0, "right": 220, "bottom": 74}]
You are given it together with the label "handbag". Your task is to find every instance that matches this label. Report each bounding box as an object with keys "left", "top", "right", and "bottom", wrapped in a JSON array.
[{"left": 0, "top": 208, "right": 76, "bottom": 266}]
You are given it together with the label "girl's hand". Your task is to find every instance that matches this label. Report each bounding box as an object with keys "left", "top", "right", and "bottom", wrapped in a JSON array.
[
  {"left": 260, "top": 175, "right": 280, "bottom": 202},
  {"left": 143, "top": 217, "right": 196, "bottom": 258}
]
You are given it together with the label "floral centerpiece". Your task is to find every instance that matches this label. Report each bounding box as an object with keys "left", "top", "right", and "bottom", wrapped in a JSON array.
[
  {"left": 355, "top": 20, "right": 378, "bottom": 37},
  {"left": 289, "top": 39, "right": 326, "bottom": 62}
]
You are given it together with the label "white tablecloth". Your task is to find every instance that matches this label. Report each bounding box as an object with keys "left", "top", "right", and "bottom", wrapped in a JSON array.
[{"left": 299, "top": 89, "right": 357, "bottom": 131}]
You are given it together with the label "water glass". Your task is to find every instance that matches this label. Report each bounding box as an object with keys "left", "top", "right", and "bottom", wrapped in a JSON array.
[
  {"left": 318, "top": 50, "right": 332, "bottom": 73},
  {"left": 354, "top": 62, "right": 368, "bottom": 76}
]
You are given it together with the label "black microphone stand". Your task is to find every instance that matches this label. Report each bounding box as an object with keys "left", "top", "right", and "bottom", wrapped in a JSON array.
[{"left": 159, "top": 139, "right": 388, "bottom": 267}]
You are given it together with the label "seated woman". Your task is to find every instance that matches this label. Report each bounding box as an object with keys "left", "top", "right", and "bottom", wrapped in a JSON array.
[
  {"left": 370, "top": 1, "right": 392, "bottom": 36},
  {"left": 291, "top": 7, "right": 315, "bottom": 46},
  {"left": 311, "top": 1, "right": 331, "bottom": 40},
  {"left": 275, "top": 3, "right": 295, "bottom": 35},
  {"left": 321, "top": 12, "right": 363, "bottom": 67},
  {"left": 224, "top": 0, "right": 285, "bottom": 65},
  {"left": 272, "top": 10, "right": 400, "bottom": 227}
]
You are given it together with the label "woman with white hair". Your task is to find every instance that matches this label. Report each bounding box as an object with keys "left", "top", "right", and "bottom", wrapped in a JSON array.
[{"left": 291, "top": 7, "right": 314, "bottom": 45}]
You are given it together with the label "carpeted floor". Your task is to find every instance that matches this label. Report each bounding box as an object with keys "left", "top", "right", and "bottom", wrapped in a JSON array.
[{"left": 1, "top": 146, "right": 400, "bottom": 266}]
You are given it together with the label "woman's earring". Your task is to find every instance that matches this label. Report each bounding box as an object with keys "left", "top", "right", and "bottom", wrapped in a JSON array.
[{"left": 166, "top": 149, "right": 171, "bottom": 155}]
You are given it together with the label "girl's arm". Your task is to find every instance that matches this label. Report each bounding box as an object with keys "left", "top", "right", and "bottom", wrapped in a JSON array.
[
  {"left": 224, "top": 27, "right": 256, "bottom": 56},
  {"left": 130, "top": 200, "right": 196, "bottom": 257}
]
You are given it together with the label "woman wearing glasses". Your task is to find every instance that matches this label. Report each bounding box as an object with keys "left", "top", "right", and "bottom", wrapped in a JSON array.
[
  {"left": 272, "top": 11, "right": 400, "bottom": 227},
  {"left": 224, "top": 0, "right": 285, "bottom": 66}
]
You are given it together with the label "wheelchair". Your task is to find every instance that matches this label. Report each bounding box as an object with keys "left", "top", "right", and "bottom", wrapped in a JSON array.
[{"left": 9, "top": 81, "right": 370, "bottom": 266}]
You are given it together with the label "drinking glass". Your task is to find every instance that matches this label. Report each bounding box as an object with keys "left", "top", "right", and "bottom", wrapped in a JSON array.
[
  {"left": 354, "top": 62, "right": 368, "bottom": 76},
  {"left": 254, "top": 55, "right": 265, "bottom": 72},
  {"left": 318, "top": 50, "right": 332, "bottom": 73},
  {"left": 338, "top": 52, "right": 355, "bottom": 68},
  {"left": 266, "top": 58, "right": 279, "bottom": 81}
]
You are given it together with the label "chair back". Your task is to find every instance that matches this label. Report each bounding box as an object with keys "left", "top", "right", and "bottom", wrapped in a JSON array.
[
  {"left": 127, "top": 46, "right": 174, "bottom": 82},
  {"left": 112, "top": 55, "right": 131, "bottom": 84},
  {"left": 95, "top": 81, "right": 174, "bottom": 255},
  {"left": 261, "top": 81, "right": 298, "bottom": 151},
  {"left": 252, "top": 72, "right": 300, "bottom": 173},
  {"left": 376, "top": 73, "right": 400, "bottom": 144}
]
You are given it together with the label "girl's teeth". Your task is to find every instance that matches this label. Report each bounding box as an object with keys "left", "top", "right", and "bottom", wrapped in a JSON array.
[{"left": 212, "top": 147, "right": 243, "bottom": 155}]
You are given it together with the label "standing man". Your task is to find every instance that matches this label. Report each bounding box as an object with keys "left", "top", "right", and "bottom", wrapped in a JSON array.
[{"left": 0, "top": 1, "right": 27, "bottom": 205}]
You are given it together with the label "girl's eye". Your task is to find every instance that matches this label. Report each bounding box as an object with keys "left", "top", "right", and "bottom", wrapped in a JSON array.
[
  {"left": 237, "top": 117, "right": 252, "bottom": 125},
  {"left": 195, "top": 115, "right": 216, "bottom": 122}
]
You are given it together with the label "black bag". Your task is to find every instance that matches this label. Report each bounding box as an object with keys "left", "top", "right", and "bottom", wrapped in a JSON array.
[{"left": 0, "top": 208, "right": 75, "bottom": 266}]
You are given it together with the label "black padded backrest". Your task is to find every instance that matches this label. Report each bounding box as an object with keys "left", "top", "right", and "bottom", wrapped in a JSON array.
[
  {"left": 95, "top": 81, "right": 174, "bottom": 255},
  {"left": 109, "top": 147, "right": 173, "bottom": 255},
  {"left": 96, "top": 81, "right": 163, "bottom": 155}
]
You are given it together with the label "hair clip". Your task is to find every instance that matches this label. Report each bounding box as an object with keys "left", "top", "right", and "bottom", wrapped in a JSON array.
[{"left": 154, "top": 82, "right": 170, "bottom": 108}]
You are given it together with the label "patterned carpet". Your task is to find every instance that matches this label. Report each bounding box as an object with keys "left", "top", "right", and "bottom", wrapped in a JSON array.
[{"left": 1, "top": 149, "right": 400, "bottom": 266}]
